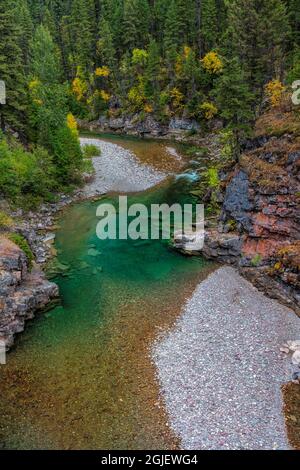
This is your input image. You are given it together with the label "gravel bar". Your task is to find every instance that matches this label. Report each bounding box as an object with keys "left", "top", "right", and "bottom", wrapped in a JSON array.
[
  {"left": 80, "top": 138, "right": 168, "bottom": 197},
  {"left": 152, "top": 267, "right": 300, "bottom": 450}
]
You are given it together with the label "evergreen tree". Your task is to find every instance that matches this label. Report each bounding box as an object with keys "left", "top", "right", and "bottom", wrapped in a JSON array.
[
  {"left": 145, "top": 39, "right": 161, "bottom": 100},
  {"left": 97, "top": 19, "right": 117, "bottom": 71},
  {"left": 69, "top": 0, "right": 94, "bottom": 75},
  {"left": 213, "top": 57, "right": 255, "bottom": 159},
  {"left": 123, "top": 0, "right": 150, "bottom": 50},
  {"left": 30, "top": 25, "right": 62, "bottom": 84},
  {"left": 226, "top": 0, "right": 290, "bottom": 95},
  {"left": 201, "top": 0, "right": 218, "bottom": 53},
  {"left": 14, "top": 0, "right": 33, "bottom": 69},
  {"left": 0, "top": 0, "right": 27, "bottom": 132}
]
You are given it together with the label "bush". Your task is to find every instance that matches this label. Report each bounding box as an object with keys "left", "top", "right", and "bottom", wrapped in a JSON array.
[
  {"left": 0, "top": 136, "right": 58, "bottom": 207},
  {"left": 83, "top": 144, "right": 100, "bottom": 158},
  {"left": 8, "top": 233, "right": 34, "bottom": 269}
]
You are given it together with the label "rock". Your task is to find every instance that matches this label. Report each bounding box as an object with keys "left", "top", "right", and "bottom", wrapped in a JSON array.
[
  {"left": 292, "top": 371, "right": 300, "bottom": 382},
  {"left": 0, "top": 237, "right": 58, "bottom": 349},
  {"left": 109, "top": 117, "right": 125, "bottom": 130},
  {"left": 221, "top": 170, "right": 253, "bottom": 231},
  {"left": 287, "top": 340, "right": 300, "bottom": 351},
  {"left": 87, "top": 248, "right": 101, "bottom": 257},
  {"left": 280, "top": 347, "right": 290, "bottom": 354},
  {"left": 292, "top": 350, "right": 300, "bottom": 366},
  {"left": 169, "top": 118, "right": 200, "bottom": 132}
]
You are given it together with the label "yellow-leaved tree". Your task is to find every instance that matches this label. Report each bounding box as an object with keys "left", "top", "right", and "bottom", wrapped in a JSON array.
[{"left": 201, "top": 51, "right": 223, "bottom": 74}]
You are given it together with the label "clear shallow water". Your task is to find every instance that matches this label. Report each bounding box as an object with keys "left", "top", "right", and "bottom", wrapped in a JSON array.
[{"left": 0, "top": 139, "right": 214, "bottom": 450}]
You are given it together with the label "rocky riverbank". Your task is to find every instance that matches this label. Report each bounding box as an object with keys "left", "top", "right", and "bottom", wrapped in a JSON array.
[{"left": 78, "top": 114, "right": 222, "bottom": 142}]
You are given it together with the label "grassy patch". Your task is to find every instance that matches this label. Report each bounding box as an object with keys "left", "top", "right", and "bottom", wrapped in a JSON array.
[
  {"left": 8, "top": 233, "right": 34, "bottom": 269},
  {"left": 82, "top": 144, "right": 101, "bottom": 158}
]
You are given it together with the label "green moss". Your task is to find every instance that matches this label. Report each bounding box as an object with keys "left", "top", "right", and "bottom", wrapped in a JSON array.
[{"left": 8, "top": 233, "right": 34, "bottom": 269}]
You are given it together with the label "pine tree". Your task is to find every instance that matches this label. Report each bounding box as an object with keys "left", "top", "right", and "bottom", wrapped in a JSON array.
[
  {"left": 97, "top": 19, "right": 117, "bottom": 71},
  {"left": 226, "top": 0, "right": 290, "bottom": 95},
  {"left": 123, "top": 0, "right": 150, "bottom": 50},
  {"left": 14, "top": 0, "right": 33, "bottom": 69},
  {"left": 213, "top": 57, "right": 255, "bottom": 159},
  {"left": 69, "top": 0, "right": 94, "bottom": 75},
  {"left": 0, "top": 0, "right": 27, "bottom": 132},
  {"left": 145, "top": 39, "right": 161, "bottom": 100},
  {"left": 164, "top": 0, "right": 192, "bottom": 54},
  {"left": 201, "top": 0, "right": 218, "bottom": 53},
  {"left": 30, "top": 25, "right": 62, "bottom": 84}
]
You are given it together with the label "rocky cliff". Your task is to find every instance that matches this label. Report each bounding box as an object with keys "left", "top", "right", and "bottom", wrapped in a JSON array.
[
  {"left": 176, "top": 104, "right": 300, "bottom": 315},
  {"left": 0, "top": 237, "right": 58, "bottom": 349}
]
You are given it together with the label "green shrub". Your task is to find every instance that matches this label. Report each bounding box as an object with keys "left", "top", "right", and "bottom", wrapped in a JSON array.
[
  {"left": 82, "top": 159, "right": 94, "bottom": 174},
  {"left": 82, "top": 144, "right": 100, "bottom": 158},
  {"left": 8, "top": 233, "right": 34, "bottom": 269},
  {"left": 0, "top": 137, "right": 58, "bottom": 207},
  {"left": 204, "top": 167, "right": 220, "bottom": 188}
]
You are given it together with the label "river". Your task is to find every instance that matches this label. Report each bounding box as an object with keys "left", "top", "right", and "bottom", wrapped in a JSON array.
[{"left": 0, "top": 136, "right": 214, "bottom": 450}]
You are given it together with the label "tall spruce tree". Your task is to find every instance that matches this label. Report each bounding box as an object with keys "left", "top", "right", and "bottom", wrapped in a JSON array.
[
  {"left": 0, "top": 0, "right": 27, "bottom": 132},
  {"left": 14, "top": 0, "right": 33, "bottom": 69},
  {"left": 123, "top": 0, "right": 150, "bottom": 50},
  {"left": 69, "top": 0, "right": 94, "bottom": 75},
  {"left": 213, "top": 57, "right": 255, "bottom": 159},
  {"left": 226, "top": 0, "right": 290, "bottom": 95},
  {"left": 201, "top": 0, "right": 218, "bottom": 53}
]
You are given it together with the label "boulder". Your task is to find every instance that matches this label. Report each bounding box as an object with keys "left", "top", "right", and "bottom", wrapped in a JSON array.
[
  {"left": 0, "top": 237, "right": 59, "bottom": 349},
  {"left": 169, "top": 118, "right": 200, "bottom": 132}
]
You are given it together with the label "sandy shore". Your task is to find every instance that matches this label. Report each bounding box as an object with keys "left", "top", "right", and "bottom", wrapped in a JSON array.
[{"left": 153, "top": 266, "right": 300, "bottom": 450}]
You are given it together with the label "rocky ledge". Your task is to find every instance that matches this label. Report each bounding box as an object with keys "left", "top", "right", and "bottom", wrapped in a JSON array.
[
  {"left": 78, "top": 114, "right": 222, "bottom": 142},
  {"left": 0, "top": 237, "right": 58, "bottom": 349}
]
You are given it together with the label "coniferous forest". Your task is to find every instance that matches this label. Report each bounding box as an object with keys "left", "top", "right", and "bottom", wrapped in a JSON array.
[{"left": 0, "top": 0, "right": 299, "bottom": 207}]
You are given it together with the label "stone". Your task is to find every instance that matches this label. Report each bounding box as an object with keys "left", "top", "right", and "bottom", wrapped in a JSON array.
[
  {"left": 169, "top": 118, "right": 200, "bottom": 132},
  {"left": 221, "top": 170, "right": 253, "bottom": 231},
  {"left": 0, "top": 237, "right": 58, "bottom": 349},
  {"left": 292, "top": 350, "right": 300, "bottom": 366},
  {"left": 287, "top": 340, "right": 300, "bottom": 352}
]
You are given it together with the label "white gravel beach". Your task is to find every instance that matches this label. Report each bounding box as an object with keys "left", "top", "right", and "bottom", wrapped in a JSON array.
[
  {"left": 153, "top": 267, "right": 300, "bottom": 450},
  {"left": 80, "top": 137, "right": 168, "bottom": 197}
]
